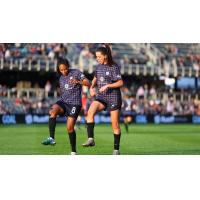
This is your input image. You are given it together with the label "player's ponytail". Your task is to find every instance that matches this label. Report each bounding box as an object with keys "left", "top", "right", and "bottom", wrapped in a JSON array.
[{"left": 96, "top": 44, "right": 115, "bottom": 66}]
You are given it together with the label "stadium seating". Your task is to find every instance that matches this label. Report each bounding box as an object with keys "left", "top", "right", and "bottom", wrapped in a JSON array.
[
  {"left": 1, "top": 43, "right": 200, "bottom": 77},
  {"left": 1, "top": 43, "right": 200, "bottom": 115}
]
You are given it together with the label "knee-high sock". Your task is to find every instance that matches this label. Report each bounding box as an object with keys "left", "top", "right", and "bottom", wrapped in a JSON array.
[
  {"left": 49, "top": 117, "right": 56, "bottom": 139},
  {"left": 87, "top": 122, "right": 95, "bottom": 138},
  {"left": 68, "top": 131, "right": 76, "bottom": 152},
  {"left": 114, "top": 133, "right": 121, "bottom": 150}
]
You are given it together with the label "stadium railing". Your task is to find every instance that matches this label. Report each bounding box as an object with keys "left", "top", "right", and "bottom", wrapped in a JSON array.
[
  {"left": 0, "top": 58, "right": 57, "bottom": 72},
  {"left": 5, "top": 88, "right": 58, "bottom": 99},
  {"left": 1, "top": 57, "right": 199, "bottom": 77}
]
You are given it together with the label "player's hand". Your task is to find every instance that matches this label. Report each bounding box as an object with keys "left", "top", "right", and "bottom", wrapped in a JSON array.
[
  {"left": 90, "top": 88, "right": 96, "bottom": 97},
  {"left": 69, "top": 79, "right": 80, "bottom": 85},
  {"left": 99, "top": 85, "right": 109, "bottom": 93}
]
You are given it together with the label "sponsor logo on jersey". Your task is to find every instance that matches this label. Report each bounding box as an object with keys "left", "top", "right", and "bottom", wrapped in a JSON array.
[
  {"left": 65, "top": 84, "right": 69, "bottom": 89},
  {"left": 100, "top": 77, "right": 104, "bottom": 82}
]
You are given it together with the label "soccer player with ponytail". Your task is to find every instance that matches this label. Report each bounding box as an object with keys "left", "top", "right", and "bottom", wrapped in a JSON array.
[{"left": 82, "top": 44, "right": 124, "bottom": 155}]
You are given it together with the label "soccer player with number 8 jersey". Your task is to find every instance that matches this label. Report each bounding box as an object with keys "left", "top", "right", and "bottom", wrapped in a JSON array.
[{"left": 42, "top": 58, "right": 91, "bottom": 155}]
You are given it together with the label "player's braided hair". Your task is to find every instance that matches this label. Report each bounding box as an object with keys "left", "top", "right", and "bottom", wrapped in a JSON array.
[
  {"left": 96, "top": 44, "right": 115, "bottom": 66},
  {"left": 56, "top": 58, "right": 70, "bottom": 74}
]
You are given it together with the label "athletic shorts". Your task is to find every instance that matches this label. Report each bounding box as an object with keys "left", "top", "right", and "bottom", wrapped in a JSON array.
[
  {"left": 95, "top": 97, "right": 122, "bottom": 112},
  {"left": 56, "top": 100, "right": 81, "bottom": 119}
]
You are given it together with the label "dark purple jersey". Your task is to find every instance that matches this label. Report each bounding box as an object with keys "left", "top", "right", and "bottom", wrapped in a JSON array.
[
  {"left": 59, "top": 69, "right": 86, "bottom": 105},
  {"left": 95, "top": 64, "right": 122, "bottom": 107}
]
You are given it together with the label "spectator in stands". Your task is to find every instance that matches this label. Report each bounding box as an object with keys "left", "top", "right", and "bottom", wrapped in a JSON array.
[
  {"left": 0, "top": 100, "right": 7, "bottom": 114},
  {"left": 36, "top": 101, "right": 43, "bottom": 114},
  {"left": 121, "top": 54, "right": 131, "bottom": 66},
  {"left": 78, "top": 44, "right": 96, "bottom": 70},
  {"left": 154, "top": 99, "right": 163, "bottom": 114},
  {"left": 174, "top": 100, "right": 183, "bottom": 115},
  {"left": 44, "top": 80, "right": 52, "bottom": 97},
  {"left": 149, "top": 85, "right": 156, "bottom": 100},
  {"left": 0, "top": 84, "right": 2, "bottom": 96},
  {"left": 48, "top": 50, "right": 55, "bottom": 61},
  {"left": 0, "top": 44, "right": 5, "bottom": 58},
  {"left": 148, "top": 100, "right": 157, "bottom": 115},
  {"left": 138, "top": 48, "right": 149, "bottom": 64},
  {"left": 166, "top": 96, "right": 175, "bottom": 115},
  {"left": 136, "top": 85, "right": 145, "bottom": 98},
  {"left": 136, "top": 97, "right": 145, "bottom": 114},
  {"left": 188, "top": 99, "right": 195, "bottom": 114},
  {"left": 4, "top": 49, "right": 11, "bottom": 60},
  {"left": 144, "top": 84, "right": 148, "bottom": 99},
  {"left": 122, "top": 94, "right": 133, "bottom": 133}
]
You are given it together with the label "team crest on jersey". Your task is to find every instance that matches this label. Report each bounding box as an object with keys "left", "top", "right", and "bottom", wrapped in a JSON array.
[
  {"left": 64, "top": 84, "right": 69, "bottom": 89},
  {"left": 100, "top": 77, "right": 104, "bottom": 82},
  {"left": 106, "top": 71, "right": 109, "bottom": 75},
  {"left": 70, "top": 76, "right": 73, "bottom": 80}
]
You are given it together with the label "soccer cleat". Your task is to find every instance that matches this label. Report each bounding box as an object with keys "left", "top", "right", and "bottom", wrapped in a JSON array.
[
  {"left": 82, "top": 138, "right": 95, "bottom": 147},
  {"left": 71, "top": 152, "right": 78, "bottom": 155},
  {"left": 113, "top": 150, "right": 120, "bottom": 155},
  {"left": 41, "top": 137, "right": 56, "bottom": 145}
]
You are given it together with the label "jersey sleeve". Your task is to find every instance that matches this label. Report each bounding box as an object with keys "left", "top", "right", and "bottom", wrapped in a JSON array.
[
  {"left": 112, "top": 66, "right": 122, "bottom": 81},
  {"left": 77, "top": 70, "right": 86, "bottom": 81}
]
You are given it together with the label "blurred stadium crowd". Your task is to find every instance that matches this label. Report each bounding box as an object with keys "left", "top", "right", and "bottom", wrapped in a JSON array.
[
  {"left": 1, "top": 43, "right": 200, "bottom": 116},
  {"left": 1, "top": 43, "right": 200, "bottom": 68}
]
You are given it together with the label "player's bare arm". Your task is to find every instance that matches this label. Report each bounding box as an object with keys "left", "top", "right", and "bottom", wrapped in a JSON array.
[
  {"left": 90, "top": 77, "right": 97, "bottom": 97},
  {"left": 69, "top": 78, "right": 91, "bottom": 87},
  {"left": 99, "top": 79, "right": 124, "bottom": 93}
]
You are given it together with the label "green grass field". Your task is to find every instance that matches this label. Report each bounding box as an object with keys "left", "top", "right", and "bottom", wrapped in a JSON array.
[{"left": 0, "top": 124, "right": 200, "bottom": 155}]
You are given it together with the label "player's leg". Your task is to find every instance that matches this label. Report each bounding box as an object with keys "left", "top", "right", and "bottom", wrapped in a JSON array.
[
  {"left": 110, "top": 109, "right": 121, "bottom": 155},
  {"left": 126, "top": 116, "right": 133, "bottom": 133},
  {"left": 49, "top": 104, "right": 64, "bottom": 139},
  {"left": 42, "top": 104, "right": 64, "bottom": 145},
  {"left": 76, "top": 109, "right": 84, "bottom": 130},
  {"left": 76, "top": 115, "right": 82, "bottom": 130},
  {"left": 84, "top": 110, "right": 88, "bottom": 128},
  {"left": 124, "top": 116, "right": 129, "bottom": 133},
  {"left": 82, "top": 101, "right": 105, "bottom": 147},
  {"left": 67, "top": 116, "right": 77, "bottom": 154},
  {"left": 66, "top": 105, "right": 81, "bottom": 154}
]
